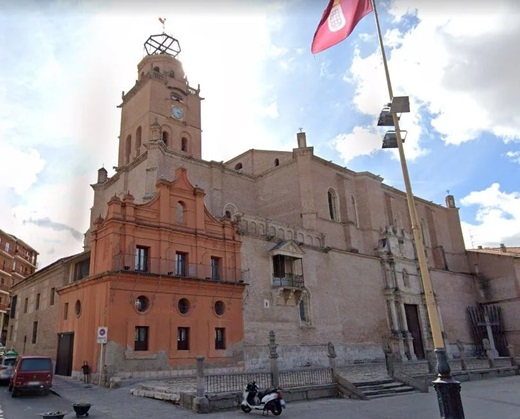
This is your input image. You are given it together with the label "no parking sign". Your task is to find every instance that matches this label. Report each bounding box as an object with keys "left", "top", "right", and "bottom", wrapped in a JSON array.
[{"left": 97, "top": 326, "right": 108, "bottom": 344}]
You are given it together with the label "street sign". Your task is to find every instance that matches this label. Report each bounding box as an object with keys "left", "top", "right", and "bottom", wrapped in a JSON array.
[{"left": 97, "top": 326, "right": 108, "bottom": 344}]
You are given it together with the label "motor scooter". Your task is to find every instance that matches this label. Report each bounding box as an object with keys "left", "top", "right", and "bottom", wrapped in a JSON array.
[{"left": 240, "top": 381, "right": 285, "bottom": 415}]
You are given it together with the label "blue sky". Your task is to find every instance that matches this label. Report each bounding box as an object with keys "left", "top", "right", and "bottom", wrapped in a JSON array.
[{"left": 1, "top": 0, "right": 520, "bottom": 268}]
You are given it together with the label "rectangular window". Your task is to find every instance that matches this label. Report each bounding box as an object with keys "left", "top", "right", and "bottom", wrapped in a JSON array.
[
  {"left": 175, "top": 252, "right": 187, "bottom": 277},
  {"left": 134, "top": 326, "right": 149, "bottom": 351},
  {"left": 5, "top": 242, "right": 9, "bottom": 252},
  {"left": 215, "top": 328, "right": 226, "bottom": 350},
  {"left": 210, "top": 257, "right": 221, "bottom": 281},
  {"left": 74, "top": 259, "right": 90, "bottom": 280},
  {"left": 177, "top": 327, "right": 190, "bottom": 350},
  {"left": 50, "top": 288, "right": 55, "bottom": 306},
  {"left": 10, "top": 295, "right": 17, "bottom": 319},
  {"left": 64, "top": 302, "right": 69, "bottom": 320},
  {"left": 32, "top": 321, "right": 38, "bottom": 344},
  {"left": 135, "top": 246, "right": 149, "bottom": 272},
  {"left": 35, "top": 293, "right": 40, "bottom": 310},
  {"left": 23, "top": 297, "right": 28, "bottom": 314}
]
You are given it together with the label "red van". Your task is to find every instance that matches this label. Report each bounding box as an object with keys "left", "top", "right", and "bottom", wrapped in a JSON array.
[{"left": 9, "top": 356, "right": 53, "bottom": 397}]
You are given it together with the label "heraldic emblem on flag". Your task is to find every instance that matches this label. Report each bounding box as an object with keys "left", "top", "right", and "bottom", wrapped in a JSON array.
[
  {"left": 311, "top": 0, "right": 373, "bottom": 54},
  {"left": 328, "top": 1, "right": 347, "bottom": 32}
]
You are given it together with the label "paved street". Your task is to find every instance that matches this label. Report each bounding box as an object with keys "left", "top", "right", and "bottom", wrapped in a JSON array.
[{"left": 1, "top": 375, "right": 519, "bottom": 418}]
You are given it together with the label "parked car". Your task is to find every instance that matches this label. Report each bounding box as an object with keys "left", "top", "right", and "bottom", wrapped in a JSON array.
[
  {"left": 9, "top": 356, "right": 53, "bottom": 397},
  {"left": 0, "top": 355, "right": 18, "bottom": 383}
]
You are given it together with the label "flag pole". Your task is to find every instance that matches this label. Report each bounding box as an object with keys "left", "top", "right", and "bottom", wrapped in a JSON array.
[{"left": 369, "top": 1, "right": 464, "bottom": 417}]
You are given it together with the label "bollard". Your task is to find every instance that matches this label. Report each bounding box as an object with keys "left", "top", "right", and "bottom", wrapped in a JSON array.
[
  {"left": 327, "top": 342, "right": 338, "bottom": 381},
  {"left": 196, "top": 356, "right": 205, "bottom": 397},
  {"left": 507, "top": 345, "right": 518, "bottom": 368},
  {"left": 456, "top": 340, "right": 467, "bottom": 371},
  {"left": 269, "top": 331, "right": 279, "bottom": 388},
  {"left": 483, "top": 338, "right": 495, "bottom": 369}
]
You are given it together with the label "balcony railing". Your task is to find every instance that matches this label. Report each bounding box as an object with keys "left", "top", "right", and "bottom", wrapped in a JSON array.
[
  {"left": 272, "top": 274, "right": 304, "bottom": 288},
  {"left": 111, "top": 253, "right": 247, "bottom": 284}
]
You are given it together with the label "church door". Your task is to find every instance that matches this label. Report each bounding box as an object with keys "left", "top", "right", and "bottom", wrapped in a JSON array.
[
  {"left": 405, "top": 304, "right": 425, "bottom": 359},
  {"left": 55, "top": 332, "right": 74, "bottom": 376}
]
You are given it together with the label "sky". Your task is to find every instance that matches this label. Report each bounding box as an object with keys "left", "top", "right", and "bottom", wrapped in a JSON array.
[{"left": 1, "top": 0, "right": 520, "bottom": 269}]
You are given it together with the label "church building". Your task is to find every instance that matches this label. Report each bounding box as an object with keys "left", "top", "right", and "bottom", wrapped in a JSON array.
[{"left": 7, "top": 32, "right": 519, "bottom": 379}]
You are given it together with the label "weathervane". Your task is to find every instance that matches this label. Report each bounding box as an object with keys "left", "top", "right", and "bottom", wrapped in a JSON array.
[{"left": 158, "top": 17, "right": 166, "bottom": 33}]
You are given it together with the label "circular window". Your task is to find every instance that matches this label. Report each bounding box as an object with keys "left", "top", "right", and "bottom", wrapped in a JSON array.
[
  {"left": 178, "top": 298, "right": 191, "bottom": 315},
  {"left": 75, "top": 300, "right": 81, "bottom": 317},
  {"left": 214, "top": 300, "right": 225, "bottom": 316},
  {"left": 134, "top": 295, "right": 150, "bottom": 313}
]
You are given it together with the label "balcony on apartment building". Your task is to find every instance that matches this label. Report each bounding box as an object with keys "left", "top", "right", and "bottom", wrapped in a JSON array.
[
  {"left": 111, "top": 253, "right": 247, "bottom": 284},
  {"left": 14, "top": 249, "right": 37, "bottom": 268},
  {"left": 0, "top": 283, "right": 9, "bottom": 294}
]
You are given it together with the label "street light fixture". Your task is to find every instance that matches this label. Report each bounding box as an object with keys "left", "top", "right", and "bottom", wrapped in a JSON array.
[
  {"left": 380, "top": 96, "right": 465, "bottom": 418},
  {"left": 371, "top": 0, "right": 465, "bottom": 415}
]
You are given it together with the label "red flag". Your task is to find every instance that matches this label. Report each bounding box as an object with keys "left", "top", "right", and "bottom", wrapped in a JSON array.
[{"left": 311, "top": 0, "right": 373, "bottom": 54}]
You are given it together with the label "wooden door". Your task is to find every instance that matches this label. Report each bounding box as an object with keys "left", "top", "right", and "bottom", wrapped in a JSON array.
[
  {"left": 55, "top": 332, "right": 74, "bottom": 376},
  {"left": 405, "top": 304, "right": 425, "bottom": 359}
]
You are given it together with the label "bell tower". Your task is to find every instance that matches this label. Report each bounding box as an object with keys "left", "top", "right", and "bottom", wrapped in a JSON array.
[{"left": 117, "top": 32, "right": 202, "bottom": 167}]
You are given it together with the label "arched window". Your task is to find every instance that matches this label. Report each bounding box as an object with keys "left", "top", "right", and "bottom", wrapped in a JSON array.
[
  {"left": 125, "top": 135, "right": 132, "bottom": 164},
  {"left": 136, "top": 126, "right": 142, "bottom": 156},
  {"left": 274, "top": 158, "right": 280, "bottom": 166},
  {"left": 351, "top": 196, "right": 359, "bottom": 227},
  {"left": 176, "top": 201, "right": 185, "bottom": 224},
  {"left": 162, "top": 131, "right": 169, "bottom": 146},
  {"left": 181, "top": 137, "right": 188, "bottom": 152},
  {"left": 327, "top": 189, "right": 338, "bottom": 221},
  {"left": 299, "top": 291, "right": 311, "bottom": 325},
  {"left": 234, "top": 162, "right": 243, "bottom": 170}
]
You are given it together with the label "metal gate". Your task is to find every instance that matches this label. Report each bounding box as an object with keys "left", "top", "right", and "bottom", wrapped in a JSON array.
[{"left": 466, "top": 304, "right": 507, "bottom": 357}]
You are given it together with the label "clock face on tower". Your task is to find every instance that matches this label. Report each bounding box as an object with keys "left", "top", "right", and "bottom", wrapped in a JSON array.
[{"left": 171, "top": 106, "right": 184, "bottom": 120}]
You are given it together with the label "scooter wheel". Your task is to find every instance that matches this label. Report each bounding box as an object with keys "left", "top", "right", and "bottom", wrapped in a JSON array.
[{"left": 240, "top": 405, "right": 252, "bottom": 413}]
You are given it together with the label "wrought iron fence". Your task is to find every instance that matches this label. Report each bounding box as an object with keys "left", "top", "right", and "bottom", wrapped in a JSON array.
[
  {"left": 205, "top": 371, "right": 272, "bottom": 393},
  {"left": 112, "top": 253, "right": 247, "bottom": 283},
  {"left": 272, "top": 274, "right": 304, "bottom": 288},
  {"left": 204, "top": 367, "right": 333, "bottom": 394},
  {"left": 279, "top": 367, "right": 333, "bottom": 388}
]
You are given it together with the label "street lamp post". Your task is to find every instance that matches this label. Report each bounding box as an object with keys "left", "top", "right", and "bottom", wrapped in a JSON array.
[{"left": 371, "top": 1, "right": 465, "bottom": 417}]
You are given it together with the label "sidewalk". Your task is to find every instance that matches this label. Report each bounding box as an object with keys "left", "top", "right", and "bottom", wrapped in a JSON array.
[{"left": 50, "top": 375, "right": 196, "bottom": 418}]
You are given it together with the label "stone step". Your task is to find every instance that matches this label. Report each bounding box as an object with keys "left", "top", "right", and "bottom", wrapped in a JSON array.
[{"left": 353, "top": 379, "right": 417, "bottom": 399}]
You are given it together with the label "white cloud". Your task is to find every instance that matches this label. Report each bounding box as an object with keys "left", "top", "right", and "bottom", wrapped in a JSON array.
[
  {"left": 333, "top": 126, "right": 381, "bottom": 162},
  {"left": 345, "top": 0, "right": 520, "bottom": 152},
  {"left": 506, "top": 151, "right": 520, "bottom": 164},
  {"left": 460, "top": 183, "right": 520, "bottom": 248},
  {"left": 0, "top": 145, "right": 45, "bottom": 194}
]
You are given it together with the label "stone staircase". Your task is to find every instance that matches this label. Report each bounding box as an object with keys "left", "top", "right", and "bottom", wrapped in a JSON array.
[{"left": 352, "top": 378, "right": 417, "bottom": 399}]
